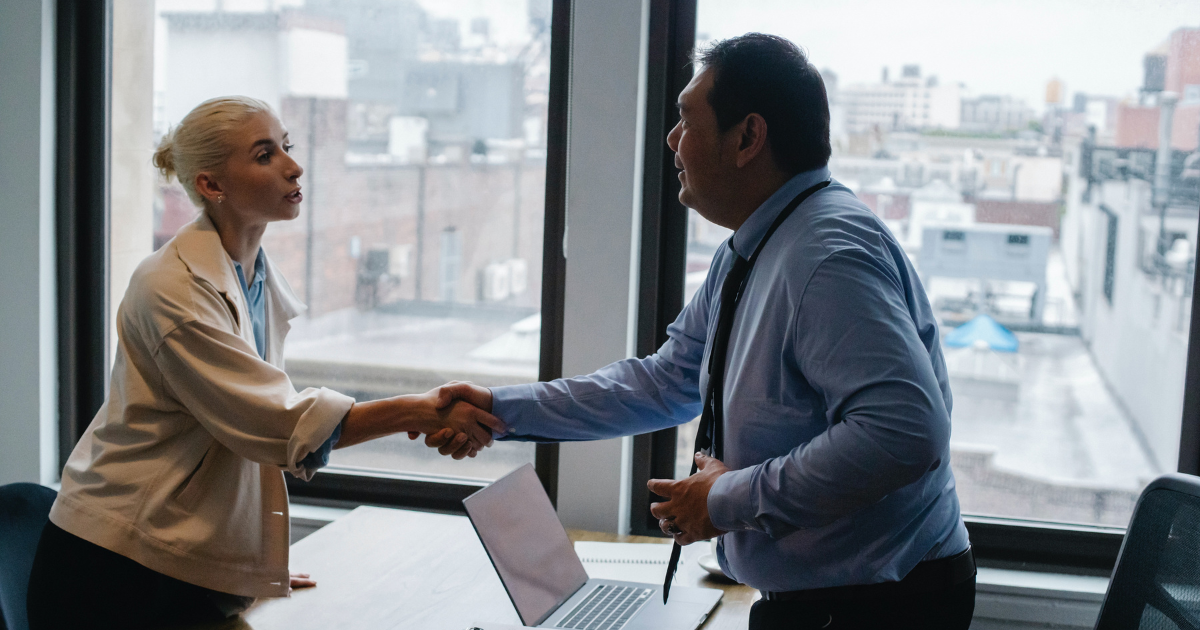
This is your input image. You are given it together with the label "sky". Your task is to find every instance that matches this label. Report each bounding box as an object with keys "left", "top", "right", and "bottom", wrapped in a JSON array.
[
  {"left": 416, "top": 0, "right": 533, "bottom": 48},
  {"left": 697, "top": 0, "right": 1200, "bottom": 112}
]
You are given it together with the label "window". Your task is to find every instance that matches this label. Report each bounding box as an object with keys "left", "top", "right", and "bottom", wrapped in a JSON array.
[
  {"left": 108, "top": 0, "right": 560, "bottom": 492},
  {"left": 1185, "top": 84, "right": 1200, "bottom": 105},
  {"left": 1102, "top": 205, "right": 1119, "bottom": 305},
  {"left": 440, "top": 227, "right": 462, "bottom": 302},
  {"left": 678, "top": 0, "right": 1200, "bottom": 534}
]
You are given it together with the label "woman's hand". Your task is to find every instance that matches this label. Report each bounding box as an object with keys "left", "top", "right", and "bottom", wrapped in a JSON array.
[
  {"left": 408, "top": 427, "right": 480, "bottom": 459},
  {"left": 289, "top": 571, "right": 316, "bottom": 594},
  {"left": 337, "top": 391, "right": 503, "bottom": 453}
]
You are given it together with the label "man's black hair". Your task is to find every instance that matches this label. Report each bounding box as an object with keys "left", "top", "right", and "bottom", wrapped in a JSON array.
[{"left": 696, "top": 33, "right": 831, "bottom": 174}]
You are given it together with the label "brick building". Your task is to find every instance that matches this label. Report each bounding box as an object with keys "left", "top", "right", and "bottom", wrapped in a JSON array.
[
  {"left": 1115, "top": 27, "right": 1200, "bottom": 151},
  {"left": 159, "top": 96, "right": 547, "bottom": 318},
  {"left": 154, "top": 6, "right": 550, "bottom": 319}
]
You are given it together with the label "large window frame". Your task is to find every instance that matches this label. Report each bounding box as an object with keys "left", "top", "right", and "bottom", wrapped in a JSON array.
[
  {"left": 628, "top": 0, "right": 697, "bottom": 537},
  {"left": 625, "top": 0, "right": 1200, "bottom": 573},
  {"left": 57, "top": 0, "right": 570, "bottom": 514},
  {"left": 56, "top": 0, "right": 111, "bottom": 469},
  {"left": 56, "top": 0, "right": 1200, "bottom": 572}
]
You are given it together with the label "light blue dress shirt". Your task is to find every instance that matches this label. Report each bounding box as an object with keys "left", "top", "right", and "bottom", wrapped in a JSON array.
[
  {"left": 491, "top": 167, "right": 970, "bottom": 592},
  {"left": 233, "top": 249, "right": 341, "bottom": 470}
]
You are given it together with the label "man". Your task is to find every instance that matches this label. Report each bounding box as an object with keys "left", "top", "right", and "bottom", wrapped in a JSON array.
[{"left": 435, "top": 33, "right": 974, "bottom": 629}]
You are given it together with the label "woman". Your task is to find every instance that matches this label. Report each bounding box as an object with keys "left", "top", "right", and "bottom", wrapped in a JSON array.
[{"left": 25, "top": 96, "right": 502, "bottom": 628}]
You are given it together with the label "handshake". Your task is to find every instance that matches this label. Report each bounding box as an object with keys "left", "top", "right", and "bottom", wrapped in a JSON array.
[{"left": 405, "top": 381, "right": 502, "bottom": 460}]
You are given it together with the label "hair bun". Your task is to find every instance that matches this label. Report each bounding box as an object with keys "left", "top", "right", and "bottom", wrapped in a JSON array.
[
  {"left": 153, "top": 132, "right": 177, "bottom": 180},
  {"left": 156, "top": 96, "right": 274, "bottom": 206}
]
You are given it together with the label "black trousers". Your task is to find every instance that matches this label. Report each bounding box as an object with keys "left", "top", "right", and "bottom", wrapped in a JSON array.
[
  {"left": 748, "top": 575, "right": 976, "bottom": 630},
  {"left": 26, "top": 521, "right": 231, "bottom": 630}
]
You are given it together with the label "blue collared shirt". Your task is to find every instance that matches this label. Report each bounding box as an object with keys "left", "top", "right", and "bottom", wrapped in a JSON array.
[
  {"left": 232, "top": 249, "right": 268, "bottom": 360},
  {"left": 491, "top": 167, "right": 969, "bottom": 592},
  {"left": 234, "top": 249, "right": 341, "bottom": 469}
]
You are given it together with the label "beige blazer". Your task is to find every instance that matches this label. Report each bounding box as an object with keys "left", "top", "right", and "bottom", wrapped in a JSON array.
[{"left": 51, "top": 213, "right": 354, "bottom": 599}]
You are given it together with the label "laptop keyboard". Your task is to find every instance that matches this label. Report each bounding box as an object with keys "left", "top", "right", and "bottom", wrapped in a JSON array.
[{"left": 555, "top": 584, "right": 654, "bottom": 630}]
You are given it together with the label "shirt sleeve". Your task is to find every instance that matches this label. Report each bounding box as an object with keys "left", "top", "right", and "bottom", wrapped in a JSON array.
[
  {"left": 297, "top": 421, "right": 343, "bottom": 474},
  {"left": 490, "top": 272, "right": 716, "bottom": 442},
  {"left": 153, "top": 319, "right": 354, "bottom": 482},
  {"left": 708, "top": 249, "right": 951, "bottom": 536}
]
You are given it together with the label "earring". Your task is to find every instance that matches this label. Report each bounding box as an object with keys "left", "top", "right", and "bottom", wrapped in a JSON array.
[{"left": 217, "top": 195, "right": 225, "bottom": 204}]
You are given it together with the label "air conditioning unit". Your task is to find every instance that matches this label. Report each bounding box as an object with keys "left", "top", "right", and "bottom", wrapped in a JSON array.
[
  {"left": 508, "top": 258, "right": 528, "bottom": 296},
  {"left": 482, "top": 262, "right": 511, "bottom": 301},
  {"left": 389, "top": 244, "right": 411, "bottom": 277}
]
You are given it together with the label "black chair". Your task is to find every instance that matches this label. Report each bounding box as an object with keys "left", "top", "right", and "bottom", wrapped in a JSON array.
[
  {"left": 0, "top": 483, "right": 56, "bottom": 630},
  {"left": 1096, "top": 473, "right": 1200, "bottom": 630}
]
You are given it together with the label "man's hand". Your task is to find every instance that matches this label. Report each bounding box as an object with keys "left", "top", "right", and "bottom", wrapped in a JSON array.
[
  {"left": 435, "top": 380, "right": 494, "bottom": 412},
  {"left": 407, "top": 382, "right": 500, "bottom": 459},
  {"left": 413, "top": 381, "right": 499, "bottom": 459},
  {"left": 436, "top": 398, "right": 504, "bottom": 457},
  {"left": 647, "top": 452, "right": 729, "bottom": 545}
]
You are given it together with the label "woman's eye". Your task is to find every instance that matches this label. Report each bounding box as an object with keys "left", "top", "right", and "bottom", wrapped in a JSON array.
[
  {"left": 257, "top": 151, "right": 272, "bottom": 163},
  {"left": 283, "top": 143, "right": 294, "bottom": 153}
]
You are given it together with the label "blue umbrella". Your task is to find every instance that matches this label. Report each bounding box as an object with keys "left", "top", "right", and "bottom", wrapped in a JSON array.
[{"left": 943, "top": 314, "right": 1018, "bottom": 353}]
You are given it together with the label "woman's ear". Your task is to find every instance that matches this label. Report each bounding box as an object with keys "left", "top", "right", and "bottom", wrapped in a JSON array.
[{"left": 194, "top": 172, "right": 225, "bottom": 206}]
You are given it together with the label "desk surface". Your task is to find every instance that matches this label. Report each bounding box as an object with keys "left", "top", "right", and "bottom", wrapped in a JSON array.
[{"left": 228, "top": 506, "right": 756, "bottom": 630}]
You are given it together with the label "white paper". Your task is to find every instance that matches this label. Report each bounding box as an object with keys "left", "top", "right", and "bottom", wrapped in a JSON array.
[{"left": 573, "top": 541, "right": 674, "bottom": 584}]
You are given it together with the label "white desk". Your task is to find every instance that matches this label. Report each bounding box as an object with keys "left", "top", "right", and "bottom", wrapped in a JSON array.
[{"left": 231, "top": 506, "right": 754, "bottom": 630}]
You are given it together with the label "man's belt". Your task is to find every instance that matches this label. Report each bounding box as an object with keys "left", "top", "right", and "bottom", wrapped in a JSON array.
[{"left": 762, "top": 547, "right": 976, "bottom": 602}]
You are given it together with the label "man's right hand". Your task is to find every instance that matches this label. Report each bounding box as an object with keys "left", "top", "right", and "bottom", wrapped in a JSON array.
[
  {"left": 435, "top": 380, "right": 494, "bottom": 413},
  {"left": 412, "top": 381, "right": 497, "bottom": 459}
]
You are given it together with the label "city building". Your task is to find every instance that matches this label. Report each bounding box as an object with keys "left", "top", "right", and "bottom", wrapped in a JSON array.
[
  {"left": 155, "top": 3, "right": 550, "bottom": 319},
  {"left": 1061, "top": 124, "right": 1200, "bottom": 473},
  {"left": 1115, "top": 27, "right": 1200, "bottom": 151},
  {"left": 960, "top": 94, "right": 1034, "bottom": 135},
  {"left": 841, "top": 65, "right": 962, "bottom": 133}
]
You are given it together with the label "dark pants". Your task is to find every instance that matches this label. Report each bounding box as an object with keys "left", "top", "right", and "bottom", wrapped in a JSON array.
[
  {"left": 748, "top": 575, "right": 976, "bottom": 630},
  {"left": 26, "top": 521, "right": 230, "bottom": 630}
]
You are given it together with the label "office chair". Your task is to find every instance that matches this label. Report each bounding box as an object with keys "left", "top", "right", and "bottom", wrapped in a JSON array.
[
  {"left": 0, "top": 483, "right": 56, "bottom": 630},
  {"left": 1096, "top": 473, "right": 1200, "bottom": 630}
]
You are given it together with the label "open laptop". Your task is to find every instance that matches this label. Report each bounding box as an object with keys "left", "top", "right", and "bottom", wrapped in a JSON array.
[{"left": 463, "top": 464, "right": 722, "bottom": 630}]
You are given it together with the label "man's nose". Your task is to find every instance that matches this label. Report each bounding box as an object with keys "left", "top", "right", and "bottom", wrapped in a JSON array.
[{"left": 666, "top": 121, "right": 681, "bottom": 152}]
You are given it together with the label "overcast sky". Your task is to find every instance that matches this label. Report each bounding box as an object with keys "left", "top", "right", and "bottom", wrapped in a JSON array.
[{"left": 697, "top": 0, "right": 1200, "bottom": 111}]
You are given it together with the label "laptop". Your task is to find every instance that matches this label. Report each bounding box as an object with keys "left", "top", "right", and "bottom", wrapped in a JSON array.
[{"left": 463, "top": 464, "right": 723, "bottom": 630}]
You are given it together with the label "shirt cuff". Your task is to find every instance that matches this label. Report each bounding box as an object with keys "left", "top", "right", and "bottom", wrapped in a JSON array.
[
  {"left": 708, "top": 466, "right": 762, "bottom": 533},
  {"left": 287, "top": 388, "right": 355, "bottom": 481},
  {"left": 298, "top": 420, "right": 343, "bottom": 472},
  {"left": 490, "top": 383, "right": 539, "bottom": 440}
]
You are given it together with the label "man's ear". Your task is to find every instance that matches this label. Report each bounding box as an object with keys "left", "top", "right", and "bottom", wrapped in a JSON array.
[
  {"left": 194, "top": 172, "right": 224, "bottom": 205},
  {"left": 735, "top": 113, "right": 769, "bottom": 168}
]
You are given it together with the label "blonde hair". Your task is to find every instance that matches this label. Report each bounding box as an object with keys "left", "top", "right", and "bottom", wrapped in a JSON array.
[{"left": 152, "top": 96, "right": 276, "bottom": 207}]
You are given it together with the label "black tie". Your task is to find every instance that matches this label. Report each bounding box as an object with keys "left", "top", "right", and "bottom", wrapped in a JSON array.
[
  {"left": 697, "top": 254, "right": 750, "bottom": 464},
  {"left": 661, "top": 179, "right": 830, "bottom": 603}
]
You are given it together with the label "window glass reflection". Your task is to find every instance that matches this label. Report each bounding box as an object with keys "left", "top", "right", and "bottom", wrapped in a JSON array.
[
  {"left": 130, "top": 0, "right": 554, "bottom": 480},
  {"left": 687, "top": 0, "right": 1200, "bottom": 526}
]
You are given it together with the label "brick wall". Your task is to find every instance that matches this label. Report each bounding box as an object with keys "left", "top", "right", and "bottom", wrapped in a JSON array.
[
  {"left": 264, "top": 97, "right": 546, "bottom": 317},
  {"left": 975, "top": 199, "right": 1061, "bottom": 239}
]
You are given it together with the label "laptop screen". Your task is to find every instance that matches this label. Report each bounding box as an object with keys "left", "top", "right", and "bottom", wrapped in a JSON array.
[{"left": 463, "top": 463, "right": 590, "bottom": 626}]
